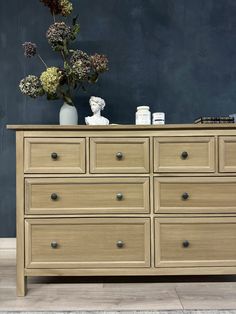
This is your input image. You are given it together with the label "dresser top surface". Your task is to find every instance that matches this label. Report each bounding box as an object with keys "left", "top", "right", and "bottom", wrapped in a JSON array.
[{"left": 6, "top": 124, "right": 236, "bottom": 131}]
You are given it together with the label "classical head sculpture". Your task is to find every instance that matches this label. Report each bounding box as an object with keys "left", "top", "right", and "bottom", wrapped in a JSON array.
[{"left": 85, "top": 96, "right": 109, "bottom": 125}]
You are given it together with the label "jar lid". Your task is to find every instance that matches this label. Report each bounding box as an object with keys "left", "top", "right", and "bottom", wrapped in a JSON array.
[
  {"left": 137, "top": 106, "right": 150, "bottom": 110},
  {"left": 153, "top": 112, "right": 165, "bottom": 118}
]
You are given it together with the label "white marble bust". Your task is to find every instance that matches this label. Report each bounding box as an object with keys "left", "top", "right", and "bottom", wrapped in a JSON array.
[{"left": 85, "top": 96, "right": 109, "bottom": 125}]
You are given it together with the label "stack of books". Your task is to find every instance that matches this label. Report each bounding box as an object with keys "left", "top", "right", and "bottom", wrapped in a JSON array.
[{"left": 194, "top": 116, "right": 234, "bottom": 124}]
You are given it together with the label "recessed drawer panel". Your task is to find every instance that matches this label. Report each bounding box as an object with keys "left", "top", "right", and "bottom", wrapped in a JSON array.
[
  {"left": 154, "top": 137, "right": 215, "bottom": 173},
  {"left": 25, "top": 218, "right": 151, "bottom": 269},
  {"left": 155, "top": 217, "right": 236, "bottom": 267},
  {"left": 25, "top": 177, "right": 150, "bottom": 215},
  {"left": 154, "top": 177, "right": 236, "bottom": 214},
  {"left": 219, "top": 136, "right": 236, "bottom": 172},
  {"left": 24, "top": 138, "right": 86, "bottom": 173},
  {"left": 90, "top": 138, "right": 149, "bottom": 173}
]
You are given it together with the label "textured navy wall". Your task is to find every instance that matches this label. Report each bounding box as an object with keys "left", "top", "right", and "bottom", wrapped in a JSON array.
[{"left": 1, "top": 0, "right": 236, "bottom": 236}]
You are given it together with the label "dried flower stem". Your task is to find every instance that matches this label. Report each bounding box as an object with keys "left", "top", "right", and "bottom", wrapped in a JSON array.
[
  {"left": 60, "top": 51, "right": 66, "bottom": 62},
  {"left": 37, "top": 54, "right": 48, "bottom": 69}
]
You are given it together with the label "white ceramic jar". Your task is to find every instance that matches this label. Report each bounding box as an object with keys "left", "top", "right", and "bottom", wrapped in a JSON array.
[
  {"left": 135, "top": 106, "right": 151, "bottom": 125},
  {"left": 153, "top": 112, "right": 165, "bottom": 125}
]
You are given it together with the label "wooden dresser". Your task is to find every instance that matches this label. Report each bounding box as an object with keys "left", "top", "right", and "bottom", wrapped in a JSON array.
[{"left": 7, "top": 124, "right": 236, "bottom": 296}]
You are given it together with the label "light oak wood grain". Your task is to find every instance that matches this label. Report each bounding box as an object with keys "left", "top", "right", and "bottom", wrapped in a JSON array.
[
  {"left": 155, "top": 217, "right": 236, "bottom": 267},
  {"left": 17, "top": 129, "right": 236, "bottom": 138},
  {"left": 154, "top": 136, "right": 215, "bottom": 173},
  {"left": 24, "top": 137, "right": 86, "bottom": 173},
  {"left": 25, "top": 177, "right": 150, "bottom": 215},
  {"left": 24, "top": 266, "right": 236, "bottom": 276},
  {"left": 90, "top": 137, "right": 150, "bottom": 173},
  {"left": 9, "top": 124, "right": 236, "bottom": 296},
  {"left": 154, "top": 177, "right": 236, "bottom": 214},
  {"left": 7, "top": 123, "right": 236, "bottom": 130},
  {"left": 25, "top": 218, "right": 151, "bottom": 269},
  {"left": 16, "top": 131, "right": 27, "bottom": 297},
  {"left": 219, "top": 136, "right": 236, "bottom": 173}
]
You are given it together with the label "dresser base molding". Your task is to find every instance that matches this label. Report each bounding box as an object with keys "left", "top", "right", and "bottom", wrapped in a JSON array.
[
  {"left": 20, "top": 266, "right": 236, "bottom": 296},
  {"left": 8, "top": 124, "right": 236, "bottom": 296},
  {"left": 24, "top": 267, "right": 236, "bottom": 276}
]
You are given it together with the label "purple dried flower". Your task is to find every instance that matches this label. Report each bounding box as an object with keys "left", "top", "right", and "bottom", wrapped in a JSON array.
[
  {"left": 40, "top": 0, "right": 62, "bottom": 15},
  {"left": 22, "top": 42, "right": 37, "bottom": 58},
  {"left": 46, "top": 22, "right": 71, "bottom": 50},
  {"left": 91, "top": 54, "right": 109, "bottom": 73}
]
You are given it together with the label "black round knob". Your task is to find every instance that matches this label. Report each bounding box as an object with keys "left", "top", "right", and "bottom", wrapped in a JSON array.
[
  {"left": 116, "top": 152, "right": 123, "bottom": 160},
  {"left": 181, "top": 151, "right": 188, "bottom": 159},
  {"left": 51, "top": 193, "right": 58, "bottom": 201},
  {"left": 51, "top": 152, "right": 58, "bottom": 160},
  {"left": 182, "top": 240, "right": 190, "bottom": 248},
  {"left": 116, "top": 193, "right": 123, "bottom": 201},
  {"left": 182, "top": 192, "right": 189, "bottom": 200},
  {"left": 116, "top": 240, "right": 124, "bottom": 248},
  {"left": 51, "top": 241, "right": 58, "bottom": 249}
]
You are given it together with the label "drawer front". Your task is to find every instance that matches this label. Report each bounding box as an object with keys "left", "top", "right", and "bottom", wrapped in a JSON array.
[
  {"left": 90, "top": 138, "right": 149, "bottom": 173},
  {"left": 154, "top": 177, "right": 236, "bottom": 214},
  {"left": 154, "top": 137, "right": 215, "bottom": 173},
  {"left": 155, "top": 217, "right": 236, "bottom": 267},
  {"left": 219, "top": 136, "right": 236, "bottom": 172},
  {"left": 25, "top": 177, "right": 150, "bottom": 214},
  {"left": 24, "top": 138, "right": 86, "bottom": 173},
  {"left": 25, "top": 218, "right": 151, "bottom": 268}
]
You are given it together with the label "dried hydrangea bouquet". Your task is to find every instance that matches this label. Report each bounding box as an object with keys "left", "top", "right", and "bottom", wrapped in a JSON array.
[{"left": 19, "top": 0, "right": 109, "bottom": 125}]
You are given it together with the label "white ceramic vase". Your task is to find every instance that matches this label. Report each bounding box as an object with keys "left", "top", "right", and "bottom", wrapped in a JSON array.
[{"left": 59, "top": 102, "right": 78, "bottom": 125}]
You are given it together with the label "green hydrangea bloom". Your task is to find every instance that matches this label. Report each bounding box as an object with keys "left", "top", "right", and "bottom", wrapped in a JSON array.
[
  {"left": 40, "top": 67, "right": 61, "bottom": 94},
  {"left": 60, "top": 0, "right": 73, "bottom": 16}
]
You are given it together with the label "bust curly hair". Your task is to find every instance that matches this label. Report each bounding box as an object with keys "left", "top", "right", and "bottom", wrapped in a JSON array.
[{"left": 89, "top": 96, "right": 106, "bottom": 110}]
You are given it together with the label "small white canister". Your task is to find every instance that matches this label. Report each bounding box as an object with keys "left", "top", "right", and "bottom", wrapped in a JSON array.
[
  {"left": 153, "top": 112, "right": 165, "bottom": 125},
  {"left": 136, "top": 106, "right": 151, "bottom": 125}
]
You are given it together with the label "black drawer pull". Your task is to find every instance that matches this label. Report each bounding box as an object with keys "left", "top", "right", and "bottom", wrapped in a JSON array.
[
  {"left": 51, "top": 241, "right": 58, "bottom": 249},
  {"left": 116, "top": 152, "right": 123, "bottom": 160},
  {"left": 51, "top": 152, "right": 58, "bottom": 160},
  {"left": 181, "top": 151, "right": 188, "bottom": 159},
  {"left": 116, "top": 240, "right": 124, "bottom": 248},
  {"left": 116, "top": 193, "right": 123, "bottom": 200},
  {"left": 51, "top": 193, "right": 58, "bottom": 200},
  {"left": 182, "top": 192, "right": 189, "bottom": 200},
  {"left": 182, "top": 240, "right": 190, "bottom": 248}
]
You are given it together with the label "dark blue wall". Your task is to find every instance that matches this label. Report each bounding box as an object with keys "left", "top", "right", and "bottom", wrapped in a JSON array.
[{"left": 1, "top": 0, "right": 236, "bottom": 236}]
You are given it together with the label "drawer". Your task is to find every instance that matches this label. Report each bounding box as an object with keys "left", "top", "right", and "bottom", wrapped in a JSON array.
[
  {"left": 154, "top": 137, "right": 215, "bottom": 172},
  {"left": 25, "top": 177, "right": 150, "bottom": 215},
  {"left": 219, "top": 136, "right": 236, "bottom": 172},
  {"left": 154, "top": 177, "right": 236, "bottom": 214},
  {"left": 155, "top": 217, "right": 236, "bottom": 267},
  {"left": 25, "top": 218, "right": 151, "bottom": 268},
  {"left": 24, "top": 138, "right": 86, "bottom": 173},
  {"left": 90, "top": 138, "right": 149, "bottom": 173}
]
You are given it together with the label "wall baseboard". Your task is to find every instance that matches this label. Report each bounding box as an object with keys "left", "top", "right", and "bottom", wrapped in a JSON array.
[{"left": 0, "top": 238, "right": 16, "bottom": 250}]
